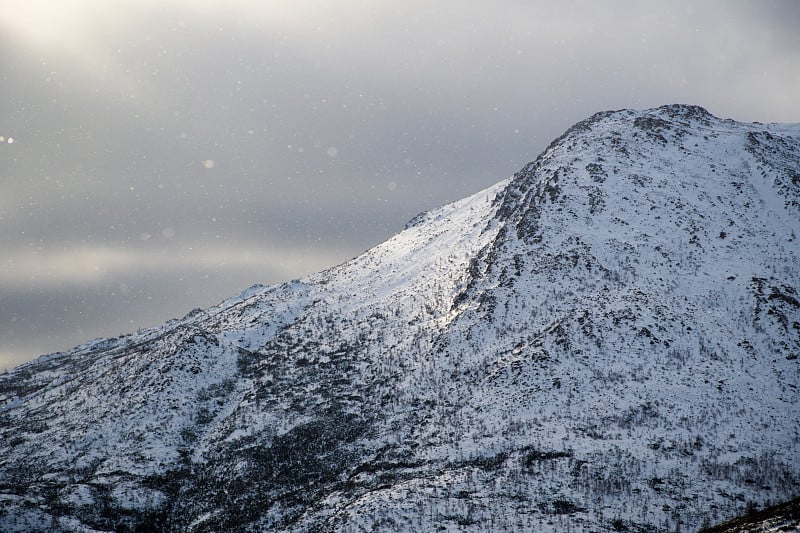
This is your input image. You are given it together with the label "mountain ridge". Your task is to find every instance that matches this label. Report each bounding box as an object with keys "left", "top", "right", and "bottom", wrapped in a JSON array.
[{"left": 1, "top": 104, "right": 798, "bottom": 532}]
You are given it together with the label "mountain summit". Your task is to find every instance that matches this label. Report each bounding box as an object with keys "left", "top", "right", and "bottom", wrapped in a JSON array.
[{"left": 2, "top": 105, "right": 798, "bottom": 532}]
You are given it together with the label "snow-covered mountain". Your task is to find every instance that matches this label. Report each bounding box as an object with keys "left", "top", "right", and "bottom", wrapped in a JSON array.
[{"left": 1, "top": 104, "right": 798, "bottom": 532}]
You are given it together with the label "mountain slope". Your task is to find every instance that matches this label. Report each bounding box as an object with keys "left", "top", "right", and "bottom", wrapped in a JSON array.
[{"left": 1, "top": 105, "right": 798, "bottom": 532}]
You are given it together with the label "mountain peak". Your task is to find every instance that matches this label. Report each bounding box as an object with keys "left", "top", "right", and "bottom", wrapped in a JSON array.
[
  {"left": 653, "top": 102, "right": 714, "bottom": 119},
  {"left": 1, "top": 106, "right": 798, "bottom": 532}
]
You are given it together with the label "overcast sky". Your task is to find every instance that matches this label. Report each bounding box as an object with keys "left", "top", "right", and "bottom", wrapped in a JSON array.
[{"left": 1, "top": 1, "right": 799, "bottom": 370}]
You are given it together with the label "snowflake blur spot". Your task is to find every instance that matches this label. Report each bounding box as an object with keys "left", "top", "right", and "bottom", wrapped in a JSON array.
[
  {"left": 326, "top": 146, "right": 338, "bottom": 157},
  {"left": 202, "top": 159, "right": 215, "bottom": 169}
]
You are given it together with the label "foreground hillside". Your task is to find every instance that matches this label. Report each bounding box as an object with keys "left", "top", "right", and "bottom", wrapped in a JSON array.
[{"left": 1, "top": 105, "right": 798, "bottom": 532}]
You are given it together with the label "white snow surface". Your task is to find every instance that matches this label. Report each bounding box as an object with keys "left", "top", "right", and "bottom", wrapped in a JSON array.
[{"left": 1, "top": 104, "right": 798, "bottom": 532}]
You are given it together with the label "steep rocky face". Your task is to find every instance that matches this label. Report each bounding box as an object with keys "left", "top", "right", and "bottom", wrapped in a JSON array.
[{"left": 1, "top": 105, "right": 798, "bottom": 532}]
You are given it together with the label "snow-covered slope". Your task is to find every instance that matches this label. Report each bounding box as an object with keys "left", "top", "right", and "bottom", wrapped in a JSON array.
[{"left": 1, "top": 105, "right": 798, "bottom": 532}]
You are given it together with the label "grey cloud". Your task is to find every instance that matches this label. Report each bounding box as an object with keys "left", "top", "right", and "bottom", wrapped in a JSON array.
[{"left": 2, "top": 1, "right": 799, "bottom": 369}]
